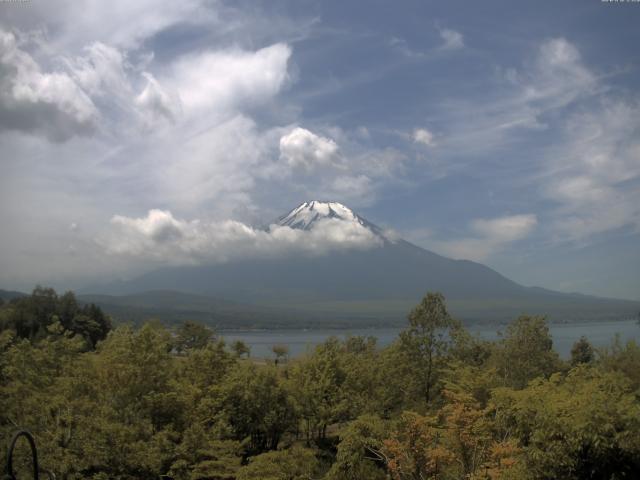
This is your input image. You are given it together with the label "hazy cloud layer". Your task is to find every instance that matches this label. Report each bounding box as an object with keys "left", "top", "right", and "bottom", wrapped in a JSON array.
[
  {"left": 413, "top": 214, "right": 538, "bottom": 261},
  {"left": 544, "top": 100, "right": 640, "bottom": 242},
  {"left": 104, "top": 209, "right": 383, "bottom": 265}
]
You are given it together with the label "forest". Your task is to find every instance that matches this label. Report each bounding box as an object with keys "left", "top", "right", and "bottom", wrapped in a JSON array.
[{"left": 1, "top": 287, "right": 639, "bottom": 479}]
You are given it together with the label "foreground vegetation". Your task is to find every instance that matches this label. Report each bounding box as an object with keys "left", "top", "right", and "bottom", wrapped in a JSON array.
[{"left": 1, "top": 288, "right": 639, "bottom": 479}]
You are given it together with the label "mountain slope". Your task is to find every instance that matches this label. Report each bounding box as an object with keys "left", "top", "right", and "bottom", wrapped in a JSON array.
[
  {"left": 0, "top": 289, "right": 28, "bottom": 301},
  {"left": 85, "top": 201, "right": 640, "bottom": 325},
  {"left": 77, "top": 290, "right": 357, "bottom": 328}
]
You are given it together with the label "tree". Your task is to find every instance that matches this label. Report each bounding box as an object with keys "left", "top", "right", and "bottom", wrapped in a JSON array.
[
  {"left": 382, "top": 411, "right": 455, "bottom": 480},
  {"left": 179, "top": 340, "right": 234, "bottom": 392},
  {"left": 71, "top": 311, "right": 111, "bottom": 349},
  {"left": 597, "top": 336, "right": 640, "bottom": 390},
  {"left": 0, "top": 288, "right": 110, "bottom": 349},
  {"left": 231, "top": 339, "right": 250, "bottom": 358},
  {"left": 174, "top": 320, "right": 214, "bottom": 353},
  {"left": 272, "top": 344, "right": 289, "bottom": 364},
  {"left": 2, "top": 287, "right": 639, "bottom": 480},
  {"left": 236, "top": 446, "right": 319, "bottom": 480},
  {"left": 397, "top": 292, "right": 458, "bottom": 405},
  {"left": 169, "top": 425, "right": 242, "bottom": 480},
  {"left": 2, "top": 286, "right": 58, "bottom": 340},
  {"left": 439, "top": 389, "right": 522, "bottom": 479},
  {"left": 288, "top": 338, "right": 349, "bottom": 443},
  {"left": 493, "top": 367, "right": 640, "bottom": 479},
  {"left": 570, "top": 336, "right": 594, "bottom": 366},
  {"left": 339, "top": 336, "right": 384, "bottom": 418},
  {"left": 492, "top": 315, "right": 560, "bottom": 389},
  {"left": 94, "top": 324, "right": 180, "bottom": 431},
  {"left": 216, "top": 364, "right": 296, "bottom": 453},
  {"left": 57, "top": 290, "right": 80, "bottom": 330},
  {"left": 326, "top": 415, "right": 388, "bottom": 480}
]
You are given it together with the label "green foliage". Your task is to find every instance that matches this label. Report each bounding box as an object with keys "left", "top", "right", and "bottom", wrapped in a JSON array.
[
  {"left": 288, "top": 337, "right": 350, "bottom": 442},
  {"left": 236, "top": 446, "right": 320, "bottom": 480},
  {"left": 394, "top": 292, "right": 460, "bottom": 405},
  {"left": 493, "top": 366, "right": 640, "bottom": 479},
  {"left": 597, "top": 336, "right": 640, "bottom": 391},
  {"left": 1, "top": 289, "right": 638, "bottom": 480},
  {"left": 325, "top": 415, "right": 387, "bottom": 480},
  {"left": 216, "top": 363, "right": 296, "bottom": 452},
  {"left": 231, "top": 340, "right": 250, "bottom": 358},
  {"left": 174, "top": 320, "right": 215, "bottom": 353},
  {"left": 169, "top": 425, "right": 242, "bottom": 480},
  {"left": 491, "top": 315, "right": 561, "bottom": 389},
  {"left": 570, "top": 335, "right": 594, "bottom": 366},
  {"left": 272, "top": 344, "right": 289, "bottom": 364},
  {"left": 0, "top": 286, "right": 111, "bottom": 348}
]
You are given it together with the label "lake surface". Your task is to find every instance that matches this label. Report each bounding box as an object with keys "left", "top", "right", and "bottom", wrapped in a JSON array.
[{"left": 220, "top": 319, "right": 640, "bottom": 359}]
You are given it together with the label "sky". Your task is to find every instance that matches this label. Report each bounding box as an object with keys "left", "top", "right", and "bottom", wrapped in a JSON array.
[{"left": 0, "top": 0, "right": 639, "bottom": 300}]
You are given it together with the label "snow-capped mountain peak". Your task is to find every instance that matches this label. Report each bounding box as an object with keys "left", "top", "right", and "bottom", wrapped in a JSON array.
[{"left": 276, "top": 201, "right": 368, "bottom": 231}]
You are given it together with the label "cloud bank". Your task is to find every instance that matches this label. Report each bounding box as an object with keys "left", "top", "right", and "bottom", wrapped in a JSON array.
[
  {"left": 103, "top": 209, "right": 383, "bottom": 266},
  {"left": 0, "top": 30, "right": 98, "bottom": 141}
]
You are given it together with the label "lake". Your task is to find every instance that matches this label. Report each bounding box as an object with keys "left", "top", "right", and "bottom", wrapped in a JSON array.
[{"left": 220, "top": 319, "right": 640, "bottom": 359}]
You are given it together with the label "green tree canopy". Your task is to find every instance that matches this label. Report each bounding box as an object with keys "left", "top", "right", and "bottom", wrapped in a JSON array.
[
  {"left": 570, "top": 335, "right": 594, "bottom": 366},
  {"left": 492, "top": 315, "right": 561, "bottom": 389},
  {"left": 174, "top": 320, "right": 214, "bottom": 353}
]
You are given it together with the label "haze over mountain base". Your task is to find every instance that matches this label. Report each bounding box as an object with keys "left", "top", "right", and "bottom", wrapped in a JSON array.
[{"left": 77, "top": 202, "right": 640, "bottom": 328}]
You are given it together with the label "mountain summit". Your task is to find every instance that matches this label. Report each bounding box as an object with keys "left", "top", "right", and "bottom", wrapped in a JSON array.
[
  {"left": 276, "top": 201, "right": 369, "bottom": 231},
  {"left": 275, "top": 201, "right": 387, "bottom": 242}
]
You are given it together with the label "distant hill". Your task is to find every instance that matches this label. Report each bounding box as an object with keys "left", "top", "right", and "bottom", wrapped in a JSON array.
[
  {"left": 0, "top": 289, "right": 27, "bottom": 301},
  {"left": 77, "top": 290, "right": 369, "bottom": 329},
  {"left": 81, "top": 201, "right": 640, "bottom": 328}
]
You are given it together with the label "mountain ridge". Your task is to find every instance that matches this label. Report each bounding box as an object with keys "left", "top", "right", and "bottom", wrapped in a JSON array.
[{"left": 76, "top": 201, "right": 640, "bottom": 327}]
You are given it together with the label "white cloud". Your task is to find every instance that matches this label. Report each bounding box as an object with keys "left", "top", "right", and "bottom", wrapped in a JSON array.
[
  {"left": 544, "top": 100, "right": 640, "bottom": 241},
  {"left": 0, "top": 3, "right": 363, "bottom": 288},
  {"left": 471, "top": 214, "right": 538, "bottom": 243},
  {"left": 168, "top": 43, "right": 291, "bottom": 116},
  {"left": 433, "top": 37, "right": 598, "bottom": 161},
  {"left": 412, "top": 128, "right": 435, "bottom": 146},
  {"left": 135, "top": 72, "right": 181, "bottom": 127},
  {"left": 279, "top": 127, "right": 341, "bottom": 171},
  {"left": 0, "top": 29, "right": 189, "bottom": 141},
  {"left": 526, "top": 38, "right": 596, "bottom": 108},
  {"left": 273, "top": 128, "right": 409, "bottom": 206},
  {"left": 429, "top": 37, "right": 638, "bottom": 246},
  {"left": 103, "top": 209, "right": 383, "bottom": 265},
  {"left": 0, "top": 0, "right": 210, "bottom": 51},
  {"left": 0, "top": 29, "right": 99, "bottom": 141},
  {"left": 0, "top": 25, "right": 292, "bottom": 143},
  {"left": 67, "top": 42, "right": 131, "bottom": 98},
  {"left": 439, "top": 28, "right": 464, "bottom": 51},
  {"left": 156, "top": 114, "right": 267, "bottom": 210},
  {"left": 426, "top": 214, "right": 538, "bottom": 261},
  {"left": 390, "top": 28, "right": 464, "bottom": 59}
]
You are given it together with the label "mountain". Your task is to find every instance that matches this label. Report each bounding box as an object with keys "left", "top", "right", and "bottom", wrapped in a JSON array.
[
  {"left": 76, "top": 290, "right": 350, "bottom": 329},
  {"left": 277, "top": 200, "right": 381, "bottom": 233},
  {"left": 84, "top": 201, "right": 640, "bottom": 327},
  {"left": 0, "top": 289, "right": 28, "bottom": 301}
]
